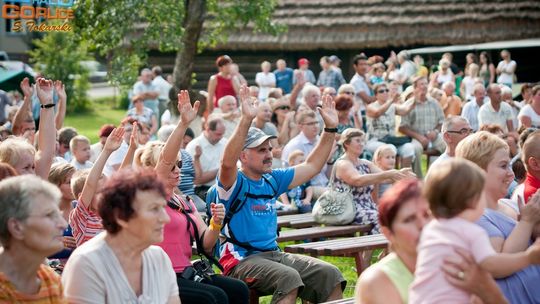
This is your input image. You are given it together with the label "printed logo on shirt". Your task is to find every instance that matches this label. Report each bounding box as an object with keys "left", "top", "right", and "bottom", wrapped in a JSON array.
[{"left": 251, "top": 199, "right": 276, "bottom": 216}]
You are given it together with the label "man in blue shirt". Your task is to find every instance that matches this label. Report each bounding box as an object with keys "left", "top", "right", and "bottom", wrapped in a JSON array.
[
  {"left": 216, "top": 85, "right": 345, "bottom": 303},
  {"left": 274, "top": 59, "right": 294, "bottom": 94}
]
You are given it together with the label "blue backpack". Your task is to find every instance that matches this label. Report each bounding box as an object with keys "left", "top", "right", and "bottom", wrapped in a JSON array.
[{"left": 206, "top": 173, "right": 279, "bottom": 253}]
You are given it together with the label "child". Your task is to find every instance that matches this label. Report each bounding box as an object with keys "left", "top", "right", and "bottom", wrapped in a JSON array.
[
  {"left": 70, "top": 135, "right": 93, "bottom": 170},
  {"left": 369, "top": 63, "right": 385, "bottom": 86},
  {"left": 373, "top": 144, "right": 397, "bottom": 199},
  {"left": 69, "top": 128, "right": 125, "bottom": 246},
  {"left": 410, "top": 158, "right": 540, "bottom": 303},
  {"left": 279, "top": 150, "right": 313, "bottom": 213}
]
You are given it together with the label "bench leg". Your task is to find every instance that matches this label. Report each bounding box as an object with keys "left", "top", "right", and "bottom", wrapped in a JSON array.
[{"left": 354, "top": 250, "right": 374, "bottom": 276}]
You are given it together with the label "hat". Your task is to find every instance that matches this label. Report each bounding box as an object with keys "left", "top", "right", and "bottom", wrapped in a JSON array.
[
  {"left": 329, "top": 55, "right": 341, "bottom": 63},
  {"left": 298, "top": 58, "right": 309, "bottom": 66},
  {"left": 98, "top": 124, "right": 116, "bottom": 137},
  {"left": 244, "top": 127, "right": 277, "bottom": 150}
]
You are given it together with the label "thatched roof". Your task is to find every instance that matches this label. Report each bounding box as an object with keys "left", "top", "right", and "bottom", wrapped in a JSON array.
[{"left": 214, "top": 0, "right": 540, "bottom": 50}]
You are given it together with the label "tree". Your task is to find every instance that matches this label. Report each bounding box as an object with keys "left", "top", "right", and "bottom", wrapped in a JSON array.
[
  {"left": 73, "top": 0, "right": 284, "bottom": 97},
  {"left": 28, "top": 30, "right": 91, "bottom": 113}
]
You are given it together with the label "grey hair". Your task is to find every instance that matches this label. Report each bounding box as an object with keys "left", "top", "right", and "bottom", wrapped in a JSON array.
[
  {"left": 442, "top": 116, "right": 469, "bottom": 133},
  {"left": 0, "top": 175, "right": 61, "bottom": 247},
  {"left": 157, "top": 125, "right": 176, "bottom": 142}
]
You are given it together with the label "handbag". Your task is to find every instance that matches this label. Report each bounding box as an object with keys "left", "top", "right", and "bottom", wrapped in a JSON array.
[
  {"left": 312, "top": 159, "right": 356, "bottom": 225},
  {"left": 379, "top": 135, "right": 412, "bottom": 146}
]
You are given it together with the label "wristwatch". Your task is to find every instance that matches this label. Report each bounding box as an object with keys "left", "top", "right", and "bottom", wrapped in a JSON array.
[{"left": 324, "top": 127, "right": 338, "bottom": 133}]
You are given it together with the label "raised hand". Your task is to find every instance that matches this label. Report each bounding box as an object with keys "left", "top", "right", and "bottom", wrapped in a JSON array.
[
  {"left": 194, "top": 145, "right": 202, "bottom": 159},
  {"left": 318, "top": 93, "right": 338, "bottom": 128},
  {"left": 54, "top": 80, "right": 66, "bottom": 102},
  {"left": 103, "top": 127, "right": 125, "bottom": 152},
  {"left": 177, "top": 90, "right": 200, "bottom": 125},
  {"left": 518, "top": 190, "right": 540, "bottom": 223},
  {"left": 129, "top": 121, "right": 139, "bottom": 148},
  {"left": 210, "top": 202, "right": 225, "bottom": 225},
  {"left": 296, "top": 70, "right": 306, "bottom": 87},
  {"left": 239, "top": 85, "right": 257, "bottom": 120},
  {"left": 35, "top": 78, "right": 54, "bottom": 104},
  {"left": 20, "top": 77, "right": 33, "bottom": 97}
]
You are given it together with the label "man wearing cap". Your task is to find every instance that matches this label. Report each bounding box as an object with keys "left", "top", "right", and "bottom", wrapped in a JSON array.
[
  {"left": 317, "top": 56, "right": 346, "bottom": 91},
  {"left": 216, "top": 85, "right": 345, "bottom": 304},
  {"left": 274, "top": 59, "right": 294, "bottom": 94},
  {"left": 293, "top": 58, "right": 316, "bottom": 85}
]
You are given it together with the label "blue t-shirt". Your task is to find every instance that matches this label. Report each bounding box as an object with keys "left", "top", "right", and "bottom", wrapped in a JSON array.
[
  {"left": 476, "top": 208, "right": 540, "bottom": 304},
  {"left": 178, "top": 149, "right": 195, "bottom": 195},
  {"left": 216, "top": 168, "right": 295, "bottom": 273},
  {"left": 274, "top": 68, "right": 294, "bottom": 94}
]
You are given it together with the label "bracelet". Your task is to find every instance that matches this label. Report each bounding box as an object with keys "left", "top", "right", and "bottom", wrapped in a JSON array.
[
  {"left": 209, "top": 218, "right": 223, "bottom": 231},
  {"left": 324, "top": 127, "right": 338, "bottom": 133},
  {"left": 40, "top": 103, "right": 55, "bottom": 109}
]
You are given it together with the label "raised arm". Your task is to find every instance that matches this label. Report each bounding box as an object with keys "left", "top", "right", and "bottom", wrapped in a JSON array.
[
  {"left": 288, "top": 94, "right": 338, "bottom": 189},
  {"left": 34, "top": 78, "right": 57, "bottom": 179},
  {"left": 207, "top": 76, "right": 217, "bottom": 114},
  {"left": 156, "top": 90, "right": 199, "bottom": 180},
  {"left": 336, "top": 159, "right": 412, "bottom": 188},
  {"left": 12, "top": 77, "right": 34, "bottom": 136},
  {"left": 289, "top": 71, "right": 306, "bottom": 110},
  {"left": 80, "top": 127, "right": 125, "bottom": 208},
  {"left": 54, "top": 81, "right": 67, "bottom": 130},
  {"left": 218, "top": 85, "right": 257, "bottom": 190},
  {"left": 120, "top": 122, "right": 139, "bottom": 170}
]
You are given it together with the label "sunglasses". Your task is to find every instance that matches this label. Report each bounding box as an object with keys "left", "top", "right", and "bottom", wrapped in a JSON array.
[
  {"left": 446, "top": 128, "right": 473, "bottom": 135},
  {"left": 276, "top": 105, "right": 290, "bottom": 111},
  {"left": 171, "top": 160, "right": 183, "bottom": 172},
  {"left": 377, "top": 89, "right": 389, "bottom": 94}
]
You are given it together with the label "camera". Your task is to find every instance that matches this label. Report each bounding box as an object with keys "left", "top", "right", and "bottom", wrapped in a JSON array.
[{"left": 182, "top": 259, "right": 214, "bottom": 282}]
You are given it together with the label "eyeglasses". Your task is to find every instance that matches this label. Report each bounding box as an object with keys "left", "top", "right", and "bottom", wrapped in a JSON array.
[
  {"left": 377, "top": 89, "right": 389, "bottom": 94},
  {"left": 171, "top": 160, "right": 183, "bottom": 172},
  {"left": 276, "top": 105, "right": 290, "bottom": 111},
  {"left": 447, "top": 128, "right": 473, "bottom": 135},
  {"left": 342, "top": 91, "right": 355, "bottom": 95},
  {"left": 301, "top": 121, "right": 319, "bottom": 126}
]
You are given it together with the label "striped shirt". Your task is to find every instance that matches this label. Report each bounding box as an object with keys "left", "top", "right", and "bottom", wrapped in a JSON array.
[
  {"left": 400, "top": 97, "right": 444, "bottom": 135},
  {"left": 178, "top": 150, "right": 195, "bottom": 195},
  {"left": 69, "top": 198, "right": 103, "bottom": 247},
  {"left": 0, "top": 264, "right": 66, "bottom": 303}
]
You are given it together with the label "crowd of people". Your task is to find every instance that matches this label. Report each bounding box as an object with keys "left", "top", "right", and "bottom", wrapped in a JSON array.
[{"left": 0, "top": 47, "right": 539, "bottom": 304}]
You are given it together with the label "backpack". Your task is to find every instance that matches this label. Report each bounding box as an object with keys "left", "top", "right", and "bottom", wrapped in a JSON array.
[{"left": 205, "top": 173, "right": 279, "bottom": 254}]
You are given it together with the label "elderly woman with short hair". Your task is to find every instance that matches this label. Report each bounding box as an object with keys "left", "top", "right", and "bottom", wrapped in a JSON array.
[
  {"left": 334, "top": 128, "right": 414, "bottom": 233},
  {"left": 0, "top": 175, "right": 67, "bottom": 302},
  {"left": 62, "top": 168, "right": 180, "bottom": 303}
]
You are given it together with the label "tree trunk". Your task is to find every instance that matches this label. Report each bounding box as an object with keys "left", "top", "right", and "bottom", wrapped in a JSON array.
[{"left": 172, "top": 0, "right": 206, "bottom": 113}]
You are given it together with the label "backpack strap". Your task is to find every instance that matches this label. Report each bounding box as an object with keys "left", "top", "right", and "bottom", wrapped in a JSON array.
[{"left": 168, "top": 195, "right": 224, "bottom": 272}]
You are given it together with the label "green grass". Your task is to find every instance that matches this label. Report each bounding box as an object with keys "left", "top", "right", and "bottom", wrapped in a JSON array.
[{"left": 64, "top": 101, "right": 125, "bottom": 143}]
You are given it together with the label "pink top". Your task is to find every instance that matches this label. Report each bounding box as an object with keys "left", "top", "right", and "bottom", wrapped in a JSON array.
[
  {"left": 214, "top": 74, "right": 236, "bottom": 107},
  {"left": 409, "top": 217, "right": 496, "bottom": 303},
  {"left": 156, "top": 194, "right": 197, "bottom": 273}
]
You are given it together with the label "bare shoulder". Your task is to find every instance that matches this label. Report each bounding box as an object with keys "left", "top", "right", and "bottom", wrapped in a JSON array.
[{"left": 356, "top": 265, "right": 402, "bottom": 304}]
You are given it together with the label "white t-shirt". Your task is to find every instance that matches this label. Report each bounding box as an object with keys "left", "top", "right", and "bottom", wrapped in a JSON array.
[
  {"left": 478, "top": 101, "right": 514, "bottom": 133},
  {"left": 518, "top": 104, "right": 540, "bottom": 128},
  {"left": 185, "top": 134, "right": 227, "bottom": 186},
  {"left": 62, "top": 233, "right": 178, "bottom": 304},
  {"left": 497, "top": 60, "right": 517, "bottom": 85},
  {"left": 103, "top": 141, "right": 129, "bottom": 176},
  {"left": 152, "top": 75, "right": 172, "bottom": 101},
  {"left": 255, "top": 72, "right": 276, "bottom": 100}
]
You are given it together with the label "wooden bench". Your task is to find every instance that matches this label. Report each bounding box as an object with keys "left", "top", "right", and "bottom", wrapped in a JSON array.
[
  {"left": 277, "top": 208, "right": 298, "bottom": 216},
  {"left": 277, "top": 225, "right": 372, "bottom": 243},
  {"left": 322, "top": 298, "right": 355, "bottom": 304},
  {"left": 284, "top": 234, "right": 388, "bottom": 275},
  {"left": 277, "top": 213, "right": 317, "bottom": 229}
]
